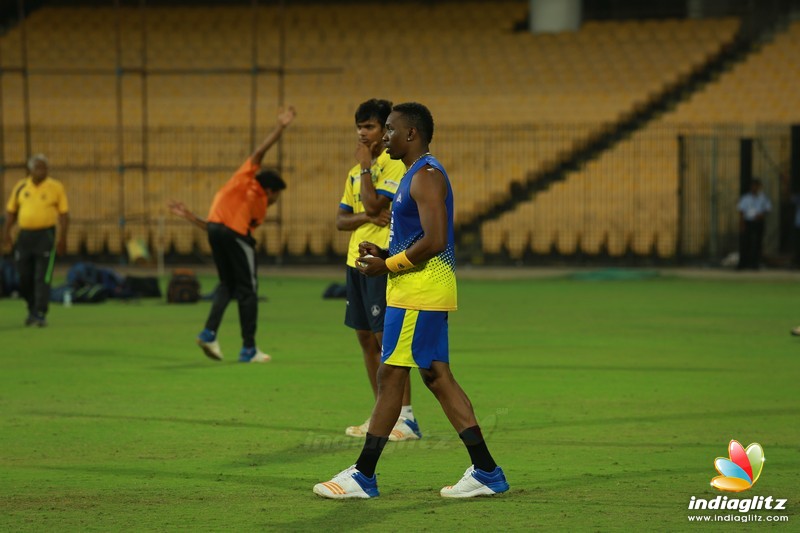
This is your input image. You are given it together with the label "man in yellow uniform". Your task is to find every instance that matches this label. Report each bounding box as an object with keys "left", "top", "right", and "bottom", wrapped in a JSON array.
[
  {"left": 3, "top": 154, "right": 69, "bottom": 327},
  {"left": 336, "top": 98, "right": 421, "bottom": 441},
  {"left": 315, "top": 103, "right": 508, "bottom": 499}
]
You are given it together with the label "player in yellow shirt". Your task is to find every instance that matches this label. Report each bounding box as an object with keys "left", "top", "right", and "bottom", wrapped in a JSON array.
[
  {"left": 315, "top": 103, "right": 508, "bottom": 499},
  {"left": 2, "top": 154, "right": 69, "bottom": 327},
  {"left": 336, "top": 99, "right": 421, "bottom": 441}
]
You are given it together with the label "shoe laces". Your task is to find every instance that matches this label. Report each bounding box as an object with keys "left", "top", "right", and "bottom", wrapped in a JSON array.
[
  {"left": 331, "top": 465, "right": 359, "bottom": 483},
  {"left": 453, "top": 465, "right": 476, "bottom": 487}
]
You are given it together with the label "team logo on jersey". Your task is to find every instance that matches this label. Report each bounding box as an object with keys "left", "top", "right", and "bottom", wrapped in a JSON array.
[{"left": 396, "top": 193, "right": 402, "bottom": 203}]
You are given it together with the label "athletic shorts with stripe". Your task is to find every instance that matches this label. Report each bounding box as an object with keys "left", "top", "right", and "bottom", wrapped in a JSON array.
[{"left": 381, "top": 306, "right": 449, "bottom": 369}]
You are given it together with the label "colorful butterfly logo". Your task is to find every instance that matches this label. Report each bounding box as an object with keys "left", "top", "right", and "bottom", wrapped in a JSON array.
[{"left": 710, "top": 440, "right": 765, "bottom": 492}]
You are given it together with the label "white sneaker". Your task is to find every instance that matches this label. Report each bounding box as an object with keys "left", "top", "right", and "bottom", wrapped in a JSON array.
[
  {"left": 239, "top": 348, "right": 271, "bottom": 363},
  {"left": 345, "top": 419, "right": 370, "bottom": 437},
  {"left": 440, "top": 465, "right": 509, "bottom": 498},
  {"left": 197, "top": 338, "right": 223, "bottom": 361},
  {"left": 313, "top": 465, "right": 379, "bottom": 499},
  {"left": 388, "top": 417, "right": 422, "bottom": 441}
]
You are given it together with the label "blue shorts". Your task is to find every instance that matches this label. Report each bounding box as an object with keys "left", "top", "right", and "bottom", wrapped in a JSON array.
[
  {"left": 381, "top": 306, "right": 449, "bottom": 369},
  {"left": 344, "top": 266, "right": 387, "bottom": 333}
]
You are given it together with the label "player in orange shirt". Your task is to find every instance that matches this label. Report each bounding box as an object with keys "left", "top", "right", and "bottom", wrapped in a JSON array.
[{"left": 190, "top": 106, "right": 296, "bottom": 363}]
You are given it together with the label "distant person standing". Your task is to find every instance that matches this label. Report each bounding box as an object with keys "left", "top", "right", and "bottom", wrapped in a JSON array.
[
  {"left": 737, "top": 178, "right": 772, "bottom": 270},
  {"left": 2, "top": 154, "right": 69, "bottom": 326},
  {"left": 194, "top": 106, "right": 295, "bottom": 363}
]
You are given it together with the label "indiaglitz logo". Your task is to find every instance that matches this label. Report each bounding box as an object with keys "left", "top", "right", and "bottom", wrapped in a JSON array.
[{"left": 711, "top": 440, "right": 764, "bottom": 492}]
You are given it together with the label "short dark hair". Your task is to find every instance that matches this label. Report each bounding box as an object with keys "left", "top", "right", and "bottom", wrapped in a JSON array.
[
  {"left": 256, "top": 169, "right": 286, "bottom": 192},
  {"left": 393, "top": 102, "right": 434, "bottom": 144},
  {"left": 355, "top": 98, "right": 393, "bottom": 126}
]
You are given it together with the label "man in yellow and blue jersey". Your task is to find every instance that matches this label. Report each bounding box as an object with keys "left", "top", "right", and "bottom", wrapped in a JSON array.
[
  {"left": 315, "top": 102, "right": 509, "bottom": 499},
  {"left": 2, "top": 154, "right": 69, "bottom": 327},
  {"left": 336, "top": 99, "right": 422, "bottom": 441}
]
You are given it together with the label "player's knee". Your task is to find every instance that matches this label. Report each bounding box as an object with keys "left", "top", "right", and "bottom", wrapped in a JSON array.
[
  {"left": 355, "top": 329, "right": 380, "bottom": 352},
  {"left": 377, "top": 364, "right": 408, "bottom": 389},
  {"left": 422, "top": 363, "right": 459, "bottom": 392},
  {"left": 419, "top": 367, "right": 444, "bottom": 391}
]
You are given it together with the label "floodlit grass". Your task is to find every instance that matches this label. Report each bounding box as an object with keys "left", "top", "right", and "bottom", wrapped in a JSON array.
[{"left": 1, "top": 273, "right": 798, "bottom": 531}]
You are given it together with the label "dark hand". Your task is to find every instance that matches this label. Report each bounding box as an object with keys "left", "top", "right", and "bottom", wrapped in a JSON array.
[
  {"left": 56, "top": 238, "right": 67, "bottom": 256},
  {"left": 356, "top": 255, "right": 389, "bottom": 277},
  {"left": 355, "top": 141, "right": 376, "bottom": 170},
  {"left": 168, "top": 200, "right": 191, "bottom": 219},
  {"left": 277, "top": 105, "right": 297, "bottom": 127},
  {"left": 369, "top": 210, "right": 391, "bottom": 227},
  {"left": 358, "top": 241, "right": 388, "bottom": 259}
]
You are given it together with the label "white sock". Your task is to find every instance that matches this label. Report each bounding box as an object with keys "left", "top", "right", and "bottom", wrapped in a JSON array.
[{"left": 400, "top": 405, "right": 415, "bottom": 421}]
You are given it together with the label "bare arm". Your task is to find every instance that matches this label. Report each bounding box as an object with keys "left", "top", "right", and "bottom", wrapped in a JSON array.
[
  {"left": 169, "top": 201, "right": 208, "bottom": 231},
  {"left": 336, "top": 206, "right": 390, "bottom": 232},
  {"left": 404, "top": 167, "right": 448, "bottom": 263},
  {"left": 355, "top": 141, "right": 392, "bottom": 216},
  {"left": 360, "top": 176, "right": 392, "bottom": 217},
  {"left": 2, "top": 211, "right": 17, "bottom": 253},
  {"left": 356, "top": 166, "right": 447, "bottom": 276},
  {"left": 56, "top": 213, "right": 69, "bottom": 256},
  {"left": 250, "top": 106, "right": 297, "bottom": 166}
]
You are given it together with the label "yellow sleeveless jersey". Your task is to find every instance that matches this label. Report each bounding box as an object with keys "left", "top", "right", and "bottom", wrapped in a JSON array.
[{"left": 386, "top": 154, "right": 457, "bottom": 311}]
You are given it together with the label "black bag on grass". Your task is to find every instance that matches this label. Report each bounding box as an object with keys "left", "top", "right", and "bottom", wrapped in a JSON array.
[
  {"left": 123, "top": 276, "right": 162, "bottom": 298},
  {"left": 167, "top": 269, "right": 200, "bottom": 303},
  {"left": 72, "top": 284, "right": 109, "bottom": 304}
]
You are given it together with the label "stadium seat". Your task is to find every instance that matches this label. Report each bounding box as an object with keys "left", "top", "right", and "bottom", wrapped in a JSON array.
[{"left": 1, "top": 3, "right": 771, "bottom": 259}]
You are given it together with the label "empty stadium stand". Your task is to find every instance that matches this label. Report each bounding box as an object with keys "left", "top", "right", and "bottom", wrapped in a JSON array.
[{"left": 1, "top": 1, "right": 788, "bottom": 261}]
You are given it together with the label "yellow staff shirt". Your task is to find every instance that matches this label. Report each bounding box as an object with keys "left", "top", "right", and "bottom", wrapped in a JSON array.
[
  {"left": 339, "top": 150, "right": 405, "bottom": 268},
  {"left": 6, "top": 177, "right": 69, "bottom": 230}
]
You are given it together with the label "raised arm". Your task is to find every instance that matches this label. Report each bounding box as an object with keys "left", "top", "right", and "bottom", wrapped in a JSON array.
[
  {"left": 355, "top": 141, "right": 392, "bottom": 216},
  {"left": 169, "top": 200, "right": 208, "bottom": 231},
  {"left": 250, "top": 106, "right": 297, "bottom": 166}
]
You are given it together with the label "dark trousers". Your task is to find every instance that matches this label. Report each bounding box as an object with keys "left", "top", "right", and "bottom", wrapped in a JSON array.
[
  {"left": 205, "top": 223, "right": 258, "bottom": 348},
  {"left": 15, "top": 227, "right": 56, "bottom": 317},
  {"left": 793, "top": 227, "right": 800, "bottom": 268},
  {"left": 738, "top": 220, "right": 765, "bottom": 270}
]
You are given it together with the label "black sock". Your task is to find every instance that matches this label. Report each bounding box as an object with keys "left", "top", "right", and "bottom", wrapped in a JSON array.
[
  {"left": 355, "top": 433, "right": 388, "bottom": 478},
  {"left": 459, "top": 425, "right": 497, "bottom": 473}
]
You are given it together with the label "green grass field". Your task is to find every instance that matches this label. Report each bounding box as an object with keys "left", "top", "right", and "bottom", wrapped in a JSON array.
[{"left": 1, "top": 272, "right": 798, "bottom": 531}]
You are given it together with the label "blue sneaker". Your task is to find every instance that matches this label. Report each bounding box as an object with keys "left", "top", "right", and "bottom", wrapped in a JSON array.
[
  {"left": 238, "top": 346, "right": 272, "bottom": 363},
  {"left": 389, "top": 417, "right": 423, "bottom": 441},
  {"left": 440, "top": 465, "right": 509, "bottom": 498},
  {"left": 196, "top": 329, "right": 223, "bottom": 361},
  {"left": 313, "top": 465, "right": 379, "bottom": 499}
]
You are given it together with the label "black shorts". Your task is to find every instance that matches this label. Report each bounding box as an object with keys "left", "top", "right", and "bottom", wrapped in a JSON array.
[{"left": 344, "top": 266, "right": 387, "bottom": 333}]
